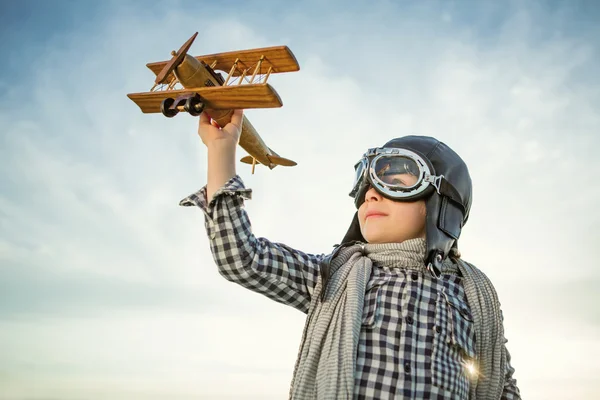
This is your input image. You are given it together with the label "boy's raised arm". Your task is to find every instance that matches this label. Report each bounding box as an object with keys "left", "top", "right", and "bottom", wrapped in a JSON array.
[
  {"left": 180, "top": 110, "right": 326, "bottom": 313},
  {"left": 199, "top": 109, "right": 242, "bottom": 203}
]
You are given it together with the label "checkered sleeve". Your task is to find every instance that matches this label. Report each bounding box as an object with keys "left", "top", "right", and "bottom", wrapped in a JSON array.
[
  {"left": 501, "top": 338, "right": 521, "bottom": 399},
  {"left": 179, "top": 175, "right": 326, "bottom": 314}
]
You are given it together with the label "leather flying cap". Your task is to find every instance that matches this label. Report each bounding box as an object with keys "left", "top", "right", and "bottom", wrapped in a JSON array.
[{"left": 341, "top": 136, "right": 472, "bottom": 272}]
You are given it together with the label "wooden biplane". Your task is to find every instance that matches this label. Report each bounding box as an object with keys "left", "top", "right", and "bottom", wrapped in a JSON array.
[{"left": 127, "top": 32, "right": 300, "bottom": 172}]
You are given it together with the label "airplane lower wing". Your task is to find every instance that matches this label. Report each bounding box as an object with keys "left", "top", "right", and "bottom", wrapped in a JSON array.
[{"left": 127, "top": 83, "right": 283, "bottom": 114}]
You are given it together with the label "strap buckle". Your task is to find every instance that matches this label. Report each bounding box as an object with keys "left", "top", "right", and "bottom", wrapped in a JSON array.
[{"left": 424, "top": 174, "right": 445, "bottom": 195}]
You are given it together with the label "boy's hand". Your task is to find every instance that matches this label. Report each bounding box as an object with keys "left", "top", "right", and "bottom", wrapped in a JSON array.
[
  {"left": 200, "top": 109, "right": 243, "bottom": 202},
  {"left": 198, "top": 109, "right": 243, "bottom": 147}
]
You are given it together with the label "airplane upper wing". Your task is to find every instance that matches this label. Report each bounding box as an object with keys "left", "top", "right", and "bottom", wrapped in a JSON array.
[
  {"left": 127, "top": 83, "right": 283, "bottom": 113},
  {"left": 146, "top": 45, "right": 299, "bottom": 79}
]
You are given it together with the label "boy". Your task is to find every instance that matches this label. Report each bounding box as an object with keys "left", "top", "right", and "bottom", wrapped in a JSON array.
[{"left": 180, "top": 109, "right": 521, "bottom": 399}]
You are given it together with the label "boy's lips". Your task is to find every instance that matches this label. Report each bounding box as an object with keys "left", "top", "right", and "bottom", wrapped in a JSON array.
[{"left": 365, "top": 210, "right": 388, "bottom": 219}]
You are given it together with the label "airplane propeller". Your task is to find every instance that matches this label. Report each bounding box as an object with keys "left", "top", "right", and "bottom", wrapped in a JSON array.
[{"left": 154, "top": 32, "right": 199, "bottom": 85}]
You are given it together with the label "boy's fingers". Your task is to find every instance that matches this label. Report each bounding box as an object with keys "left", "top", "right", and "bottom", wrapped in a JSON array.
[
  {"left": 199, "top": 111, "right": 211, "bottom": 126},
  {"left": 230, "top": 109, "right": 243, "bottom": 128}
]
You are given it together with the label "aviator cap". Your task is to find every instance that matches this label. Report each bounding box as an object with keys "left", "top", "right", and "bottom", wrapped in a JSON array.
[{"left": 342, "top": 135, "right": 473, "bottom": 274}]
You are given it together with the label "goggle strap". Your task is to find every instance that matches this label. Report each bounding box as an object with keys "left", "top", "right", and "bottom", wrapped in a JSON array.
[{"left": 438, "top": 178, "right": 466, "bottom": 213}]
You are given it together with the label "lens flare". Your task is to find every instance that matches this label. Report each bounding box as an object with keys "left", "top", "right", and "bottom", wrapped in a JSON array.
[{"left": 462, "top": 359, "right": 480, "bottom": 379}]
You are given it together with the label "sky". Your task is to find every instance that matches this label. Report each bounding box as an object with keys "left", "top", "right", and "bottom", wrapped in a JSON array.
[{"left": 0, "top": 0, "right": 599, "bottom": 398}]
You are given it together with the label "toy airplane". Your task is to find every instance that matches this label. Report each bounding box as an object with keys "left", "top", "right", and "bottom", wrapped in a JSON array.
[{"left": 127, "top": 32, "right": 299, "bottom": 173}]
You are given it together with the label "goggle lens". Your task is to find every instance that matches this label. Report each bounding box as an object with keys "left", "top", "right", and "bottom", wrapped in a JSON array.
[{"left": 373, "top": 156, "right": 421, "bottom": 189}]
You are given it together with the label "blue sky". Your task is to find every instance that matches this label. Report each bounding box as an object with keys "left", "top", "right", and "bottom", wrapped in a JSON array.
[{"left": 1, "top": 0, "right": 599, "bottom": 398}]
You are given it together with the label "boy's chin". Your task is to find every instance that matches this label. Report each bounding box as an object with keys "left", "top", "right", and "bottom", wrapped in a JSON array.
[
  {"left": 363, "top": 233, "right": 392, "bottom": 244},
  {"left": 363, "top": 232, "right": 422, "bottom": 244}
]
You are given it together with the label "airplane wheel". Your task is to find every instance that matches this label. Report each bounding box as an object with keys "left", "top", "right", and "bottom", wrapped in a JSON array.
[
  {"left": 160, "top": 98, "right": 178, "bottom": 118},
  {"left": 184, "top": 96, "right": 204, "bottom": 117}
]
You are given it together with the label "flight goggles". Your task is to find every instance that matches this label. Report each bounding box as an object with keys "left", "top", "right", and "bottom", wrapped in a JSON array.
[{"left": 349, "top": 147, "right": 463, "bottom": 208}]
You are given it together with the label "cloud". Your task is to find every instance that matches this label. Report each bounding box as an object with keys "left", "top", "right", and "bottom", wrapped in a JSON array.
[
  {"left": 0, "top": 311, "right": 304, "bottom": 399},
  {"left": 1, "top": 0, "right": 599, "bottom": 398}
]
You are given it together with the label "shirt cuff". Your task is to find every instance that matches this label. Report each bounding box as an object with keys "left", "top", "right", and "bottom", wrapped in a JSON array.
[{"left": 178, "top": 175, "right": 252, "bottom": 210}]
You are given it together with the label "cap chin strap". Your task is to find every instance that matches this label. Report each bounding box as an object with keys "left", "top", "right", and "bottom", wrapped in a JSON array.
[
  {"left": 426, "top": 251, "right": 445, "bottom": 278},
  {"left": 422, "top": 179, "right": 448, "bottom": 279}
]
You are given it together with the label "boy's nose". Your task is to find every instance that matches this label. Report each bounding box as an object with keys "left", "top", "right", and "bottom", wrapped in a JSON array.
[{"left": 365, "top": 186, "right": 382, "bottom": 202}]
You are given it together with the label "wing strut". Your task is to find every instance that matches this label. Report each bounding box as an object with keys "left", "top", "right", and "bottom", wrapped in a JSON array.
[
  {"left": 249, "top": 56, "right": 264, "bottom": 84},
  {"left": 224, "top": 58, "right": 239, "bottom": 85}
]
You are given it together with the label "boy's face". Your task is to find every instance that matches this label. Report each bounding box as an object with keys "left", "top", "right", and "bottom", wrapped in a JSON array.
[{"left": 357, "top": 172, "right": 427, "bottom": 244}]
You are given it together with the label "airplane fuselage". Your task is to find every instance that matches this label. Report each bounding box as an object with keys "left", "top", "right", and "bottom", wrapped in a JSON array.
[{"left": 174, "top": 55, "right": 276, "bottom": 168}]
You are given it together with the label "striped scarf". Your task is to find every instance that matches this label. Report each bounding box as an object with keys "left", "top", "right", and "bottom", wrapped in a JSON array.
[{"left": 289, "top": 238, "right": 505, "bottom": 399}]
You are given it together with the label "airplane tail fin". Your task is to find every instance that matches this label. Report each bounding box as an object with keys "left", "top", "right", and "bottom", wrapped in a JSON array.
[
  {"left": 240, "top": 155, "right": 259, "bottom": 165},
  {"left": 266, "top": 147, "right": 297, "bottom": 167},
  {"left": 240, "top": 148, "right": 297, "bottom": 173},
  {"left": 267, "top": 155, "right": 297, "bottom": 167}
]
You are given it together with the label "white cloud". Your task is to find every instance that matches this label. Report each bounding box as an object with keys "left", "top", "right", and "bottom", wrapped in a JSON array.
[{"left": 1, "top": 1, "right": 599, "bottom": 398}]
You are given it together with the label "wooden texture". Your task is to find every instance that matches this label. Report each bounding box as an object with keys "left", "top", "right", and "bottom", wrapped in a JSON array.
[
  {"left": 235, "top": 116, "right": 297, "bottom": 169},
  {"left": 241, "top": 154, "right": 297, "bottom": 167},
  {"left": 127, "top": 84, "right": 283, "bottom": 114},
  {"left": 238, "top": 115, "right": 277, "bottom": 168},
  {"left": 128, "top": 43, "right": 299, "bottom": 171},
  {"left": 155, "top": 32, "right": 198, "bottom": 85},
  {"left": 146, "top": 46, "right": 299, "bottom": 82}
]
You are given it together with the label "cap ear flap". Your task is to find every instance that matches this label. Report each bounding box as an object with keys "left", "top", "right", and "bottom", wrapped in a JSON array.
[
  {"left": 437, "top": 196, "right": 463, "bottom": 239},
  {"left": 341, "top": 212, "right": 366, "bottom": 244},
  {"left": 354, "top": 182, "right": 370, "bottom": 209},
  {"left": 425, "top": 194, "right": 459, "bottom": 265}
]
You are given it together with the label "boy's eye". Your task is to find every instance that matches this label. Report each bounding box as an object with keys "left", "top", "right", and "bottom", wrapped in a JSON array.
[
  {"left": 380, "top": 176, "right": 405, "bottom": 185},
  {"left": 382, "top": 173, "right": 419, "bottom": 187}
]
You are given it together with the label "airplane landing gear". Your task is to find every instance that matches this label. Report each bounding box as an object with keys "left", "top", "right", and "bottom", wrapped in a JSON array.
[
  {"left": 184, "top": 95, "right": 204, "bottom": 117},
  {"left": 160, "top": 98, "right": 178, "bottom": 118},
  {"left": 160, "top": 95, "right": 204, "bottom": 118}
]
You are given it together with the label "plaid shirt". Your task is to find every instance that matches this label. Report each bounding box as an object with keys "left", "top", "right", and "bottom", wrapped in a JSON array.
[{"left": 180, "top": 175, "right": 520, "bottom": 399}]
